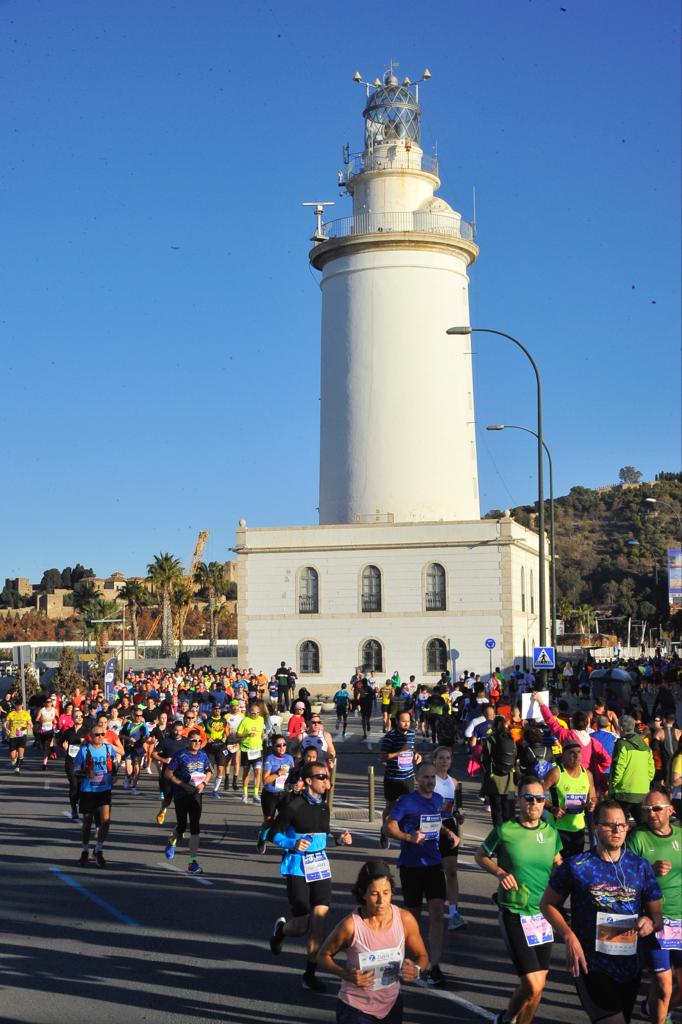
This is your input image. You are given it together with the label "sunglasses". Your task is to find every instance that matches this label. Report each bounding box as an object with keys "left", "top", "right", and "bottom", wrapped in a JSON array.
[
  {"left": 310, "top": 773, "right": 329, "bottom": 781},
  {"left": 188, "top": 738, "right": 202, "bottom": 743},
  {"left": 597, "top": 822, "right": 628, "bottom": 831},
  {"left": 93, "top": 732, "right": 105, "bottom": 737},
  {"left": 643, "top": 805, "right": 670, "bottom": 813},
  {"left": 274, "top": 743, "right": 287, "bottom": 747},
  {"left": 521, "top": 794, "right": 546, "bottom": 803},
  {"left": 310, "top": 720, "right": 322, "bottom": 725}
]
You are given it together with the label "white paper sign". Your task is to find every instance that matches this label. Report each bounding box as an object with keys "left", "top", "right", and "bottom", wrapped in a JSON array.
[{"left": 521, "top": 691, "right": 549, "bottom": 722}]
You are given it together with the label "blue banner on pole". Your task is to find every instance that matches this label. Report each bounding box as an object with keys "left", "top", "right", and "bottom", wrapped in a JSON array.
[{"left": 104, "top": 657, "right": 116, "bottom": 702}]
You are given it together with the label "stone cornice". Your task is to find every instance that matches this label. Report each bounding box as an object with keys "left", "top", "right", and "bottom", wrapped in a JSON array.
[{"left": 309, "top": 231, "right": 479, "bottom": 271}]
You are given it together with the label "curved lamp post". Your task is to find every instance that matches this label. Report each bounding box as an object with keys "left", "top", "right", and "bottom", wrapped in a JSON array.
[
  {"left": 446, "top": 326, "right": 547, "bottom": 647},
  {"left": 487, "top": 423, "right": 556, "bottom": 650},
  {"left": 644, "top": 497, "right": 682, "bottom": 536}
]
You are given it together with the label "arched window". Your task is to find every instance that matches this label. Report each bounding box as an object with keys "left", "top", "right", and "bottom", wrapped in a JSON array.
[
  {"left": 361, "top": 565, "right": 382, "bottom": 612},
  {"left": 362, "top": 639, "right": 383, "bottom": 672},
  {"left": 299, "top": 640, "right": 320, "bottom": 674},
  {"left": 522, "top": 638, "right": 527, "bottom": 670},
  {"left": 299, "top": 567, "right": 318, "bottom": 614},
  {"left": 426, "top": 638, "right": 448, "bottom": 673},
  {"left": 425, "top": 563, "right": 446, "bottom": 611},
  {"left": 530, "top": 569, "right": 535, "bottom": 614},
  {"left": 521, "top": 567, "right": 526, "bottom": 612}
]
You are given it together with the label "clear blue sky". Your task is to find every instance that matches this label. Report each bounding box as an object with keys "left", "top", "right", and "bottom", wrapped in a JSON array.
[{"left": 2, "top": 0, "right": 680, "bottom": 582}]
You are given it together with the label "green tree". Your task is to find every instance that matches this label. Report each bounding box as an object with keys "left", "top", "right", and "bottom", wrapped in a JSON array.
[
  {"left": 619, "top": 466, "right": 642, "bottom": 484},
  {"left": 147, "top": 553, "right": 183, "bottom": 658},
  {"left": 194, "top": 561, "right": 227, "bottom": 658},
  {"left": 119, "top": 579, "right": 148, "bottom": 658},
  {"left": 56, "top": 646, "right": 83, "bottom": 698}
]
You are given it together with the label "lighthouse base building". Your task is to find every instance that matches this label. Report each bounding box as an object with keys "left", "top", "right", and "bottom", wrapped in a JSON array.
[{"left": 235, "top": 68, "right": 548, "bottom": 685}]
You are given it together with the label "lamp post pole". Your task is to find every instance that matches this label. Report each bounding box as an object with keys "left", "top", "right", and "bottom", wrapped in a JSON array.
[
  {"left": 446, "top": 326, "right": 547, "bottom": 648},
  {"left": 644, "top": 497, "right": 682, "bottom": 537},
  {"left": 487, "top": 424, "right": 556, "bottom": 650}
]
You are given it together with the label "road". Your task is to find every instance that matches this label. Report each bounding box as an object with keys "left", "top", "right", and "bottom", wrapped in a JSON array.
[{"left": 1, "top": 711, "right": 584, "bottom": 1024}]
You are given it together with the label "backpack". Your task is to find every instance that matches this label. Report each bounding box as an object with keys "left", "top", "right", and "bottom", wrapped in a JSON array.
[
  {"left": 84, "top": 744, "right": 113, "bottom": 774},
  {"left": 488, "top": 733, "right": 517, "bottom": 775},
  {"left": 523, "top": 742, "right": 554, "bottom": 780}
]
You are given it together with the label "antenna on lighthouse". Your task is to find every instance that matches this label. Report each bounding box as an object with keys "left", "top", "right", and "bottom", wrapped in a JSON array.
[{"left": 303, "top": 201, "right": 335, "bottom": 242}]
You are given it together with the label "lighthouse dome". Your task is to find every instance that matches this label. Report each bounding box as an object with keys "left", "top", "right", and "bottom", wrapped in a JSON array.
[{"left": 363, "top": 78, "right": 421, "bottom": 148}]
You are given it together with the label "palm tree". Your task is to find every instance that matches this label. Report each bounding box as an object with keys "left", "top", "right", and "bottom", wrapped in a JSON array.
[
  {"left": 147, "top": 553, "right": 183, "bottom": 657},
  {"left": 171, "top": 579, "right": 195, "bottom": 657},
  {"left": 73, "top": 580, "right": 101, "bottom": 648},
  {"left": 194, "top": 561, "right": 227, "bottom": 658},
  {"left": 119, "top": 579, "right": 148, "bottom": 658}
]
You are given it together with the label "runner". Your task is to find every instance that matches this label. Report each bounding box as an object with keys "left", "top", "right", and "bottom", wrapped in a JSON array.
[
  {"left": 237, "top": 700, "right": 266, "bottom": 804},
  {"left": 61, "top": 707, "right": 88, "bottom": 821},
  {"left": 120, "top": 707, "right": 151, "bottom": 794},
  {"left": 268, "top": 761, "right": 352, "bottom": 992},
  {"left": 540, "top": 797, "right": 663, "bottom": 1024},
  {"left": 225, "top": 699, "right": 243, "bottom": 791},
  {"left": 257, "top": 733, "right": 294, "bottom": 854},
  {"left": 475, "top": 775, "right": 562, "bottom": 1024},
  {"left": 72, "top": 723, "right": 119, "bottom": 867},
  {"left": 627, "top": 787, "right": 682, "bottom": 1024},
  {"left": 298, "top": 714, "right": 337, "bottom": 766},
  {"left": 204, "top": 704, "right": 229, "bottom": 799},
  {"left": 164, "top": 728, "right": 213, "bottom": 874},
  {"left": 317, "top": 859, "right": 429, "bottom": 1024},
  {"left": 34, "top": 694, "right": 58, "bottom": 769},
  {"left": 379, "top": 710, "right": 421, "bottom": 850},
  {"left": 384, "top": 759, "right": 458, "bottom": 989},
  {"left": 4, "top": 697, "right": 32, "bottom": 773},
  {"left": 433, "top": 746, "right": 467, "bottom": 930},
  {"left": 151, "top": 719, "right": 187, "bottom": 825},
  {"left": 334, "top": 683, "right": 351, "bottom": 736},
  {"left": 543, "top": 741, "right": 596, "bottom": 858}
]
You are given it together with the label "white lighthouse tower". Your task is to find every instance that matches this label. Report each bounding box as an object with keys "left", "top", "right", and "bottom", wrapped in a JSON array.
[
  {"left": 236, "top": 67, "right": 547, "bottom": 686},
  {"left": 311, "top": 69, "right": 480, "bottom": 525}
]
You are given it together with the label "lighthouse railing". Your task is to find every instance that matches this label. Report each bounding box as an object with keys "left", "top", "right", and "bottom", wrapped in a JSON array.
[
  {"left": 319, "top": 211, "right": 475, "bottom": 243},
  {"left": 345, "top": 151, "right": 439, "bottom": 178}
]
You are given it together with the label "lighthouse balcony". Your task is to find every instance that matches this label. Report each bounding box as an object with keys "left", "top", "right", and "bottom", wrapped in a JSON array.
[
  {"left": 317, "top": 210, "right": 475, "bottom": 244},
  {"left": 345, "top": 150, "right": 439, "bottom": 179}
]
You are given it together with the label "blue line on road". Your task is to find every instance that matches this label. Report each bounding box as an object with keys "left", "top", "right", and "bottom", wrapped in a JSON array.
[{"left": 48, "top": 866, "right": 140, "bottom": 927}]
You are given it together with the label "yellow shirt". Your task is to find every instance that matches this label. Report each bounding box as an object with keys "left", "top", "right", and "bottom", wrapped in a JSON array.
[{"left": 5, "top": 710, "right": 32, "bottom": 739}]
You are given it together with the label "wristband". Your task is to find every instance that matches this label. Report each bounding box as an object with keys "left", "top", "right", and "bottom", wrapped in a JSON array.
[{"left": 413, "top": 966, "right": 420, "bottom": 980}]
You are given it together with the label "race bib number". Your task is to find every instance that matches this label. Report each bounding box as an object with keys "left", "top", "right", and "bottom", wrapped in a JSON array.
[
  {"left": 302, "top": 851, "right": 332, "bottom": 882},
  {"left": 397, "top": 750, "right": 413, "bottom": 771},
  {"left": 595, "top": 912, "right": 638, "bottom": 955},
  {"left": 15, "top": 727, "right": 27, "bottom": 737},
  {"left": 68, "top": 744, "right": 81, "bottom": 759},
  {"left": 358, "top": 947, "right": 403, "bottom": 990},
  {"left": 520, "top": 914, "right": 553, "bottom": 947},
  {"left": 274, "top": 773, "right": 287, "bottom": 791},
  {"left": 657, "top": 918, "right": 682, "bottom": 950},
  {"left": 419, "top": 813, "right": 441, "bottom": 841},
  {"left": 246, "top": 748, "right": 261, "bottom": 762},
  {"left": 227, "top": 743, "right": 239, "bottom": 754},
  {"left": 564, "top": 793, "right": 585, "bottom": 813},
  {"left": 89, "top": 770, "right": 105, "bottom": 786},
  {"left": 190, "top": 771, "right": 207, "bottom": 786}
]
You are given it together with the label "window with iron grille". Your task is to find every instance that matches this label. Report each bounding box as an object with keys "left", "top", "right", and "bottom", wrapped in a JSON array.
[
  {"left": 425, "top": 562, "right": 446, "bottom": 611},
  {"left": 298, "top": 567, "right": 319, "bottom": 614},
  {"left": 426, "top": 638, "right": 447, "bottom": 673},
  {"left": 362, "top": 638, "right": 383, "bottom": 672},
  {"left": 361, "top": 565, "right": 382, "bottom": 612},
  {"left": 299, "top": 640, "right": 320, "bottom": 674}
]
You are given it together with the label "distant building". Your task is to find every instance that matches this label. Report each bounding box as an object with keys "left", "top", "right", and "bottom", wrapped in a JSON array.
[{"left": 4, "top": 578, "right": 32, "bottom": 597}]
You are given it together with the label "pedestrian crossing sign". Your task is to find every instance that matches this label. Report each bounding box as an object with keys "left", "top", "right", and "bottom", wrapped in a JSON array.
[{"left": 533, "top": 646, "right": 555, "bottom": 670}]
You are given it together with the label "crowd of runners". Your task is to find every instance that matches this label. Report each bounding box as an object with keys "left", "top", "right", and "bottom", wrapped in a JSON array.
[{"left": 2, "top": 654, "right": 682, "bottom": 1024}]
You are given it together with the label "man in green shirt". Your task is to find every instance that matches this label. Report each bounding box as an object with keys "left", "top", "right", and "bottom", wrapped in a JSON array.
[
  {"left": 475, "top": 775, "right": 562, "bottom": 1024},
  {"left": 627, "top": 786, "right": 682, "bottom": 1024}
]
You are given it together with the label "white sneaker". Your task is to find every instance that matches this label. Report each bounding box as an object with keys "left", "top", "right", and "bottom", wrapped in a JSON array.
[
  {"left": 241, "top": 795, "right": 250, "bottom": 804},
  {"left": 212, "top": 790, "right": 222, "bottom": 799}
]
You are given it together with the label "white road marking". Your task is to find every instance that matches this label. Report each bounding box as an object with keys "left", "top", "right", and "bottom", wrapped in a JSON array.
[
  {"left": 428, "top": 987, "right": 496, "bottom": 1021},
  {"left": 156, "top": 861, "right": 213, "bottom": 886}
]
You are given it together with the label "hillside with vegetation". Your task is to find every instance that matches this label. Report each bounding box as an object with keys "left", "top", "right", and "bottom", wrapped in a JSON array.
[{"left": 486, "top": 472, "right": 682, "bottom": 638}]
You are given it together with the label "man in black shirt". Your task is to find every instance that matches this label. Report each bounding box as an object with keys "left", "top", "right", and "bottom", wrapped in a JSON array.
[
  {"left": 151, "top": 720, "right": 187, "bottom": 825},
  {"left": 61, "top": 709, "right": 89, "bottom": 821}
]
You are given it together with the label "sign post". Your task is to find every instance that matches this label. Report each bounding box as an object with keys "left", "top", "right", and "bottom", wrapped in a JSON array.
[
  {"left": 533, "top": 646, "right": 556, "bottom": 672},
  {"left": 484, "top": 638, "right": 496, "bottom": 679}
]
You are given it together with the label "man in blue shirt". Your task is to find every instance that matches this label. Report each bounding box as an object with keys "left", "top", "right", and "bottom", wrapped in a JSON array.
[
  {"left": 333, "top": 683, "right": 351, "bottom": 736},
  {"left": 385, "top": 760, "right": 458, "bottom": 989},
  {"left": 541, "top": 797, "right": 663, "bottom": 1024},
  {"left": 164, "top": 729, "right": 212, "bottom": 874},
  {"left": 379, "top": 710, "right": 421, "bottom": 850},
  {"left": 73, "top": 726, "right": 119, "bottom": 868}
]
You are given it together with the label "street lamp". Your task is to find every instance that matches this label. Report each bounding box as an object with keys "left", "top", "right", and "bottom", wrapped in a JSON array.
[
  {"left": 643, "top": 497, "right": 682, "bottom": 535},
  {"left": 447, "top": 325, "right": 547, "bottom": 647},
  {"left": 89, "top": 609, "right": 126, "bottom": 688},
  {"left": 486, "top": 423, "right": 556, "bottom": 649}
]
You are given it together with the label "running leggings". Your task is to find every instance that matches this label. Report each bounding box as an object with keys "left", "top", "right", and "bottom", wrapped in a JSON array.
[
  {"left": 65, "top": 764, "right": 80, "bottom": 812},
  {"left": 174, "top": 793, "right": 202, "bottom": 836}
]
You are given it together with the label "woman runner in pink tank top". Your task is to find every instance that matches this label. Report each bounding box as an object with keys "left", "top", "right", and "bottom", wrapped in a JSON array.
[{"left": 318, "top": 860, "right": 428, "bottom": 1023}]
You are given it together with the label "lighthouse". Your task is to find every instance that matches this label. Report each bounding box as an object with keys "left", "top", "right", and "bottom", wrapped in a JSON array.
[
  {"left": 311, "top": 69, "right": 480, "bottom": 525},
  {"left": 235, "top": 67, "right": 548, "bottom": 686}
]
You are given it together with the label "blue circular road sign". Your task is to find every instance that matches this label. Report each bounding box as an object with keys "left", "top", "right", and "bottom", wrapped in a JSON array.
[{"left": 484, "top": 638, "right": 496, "bottom": 650}]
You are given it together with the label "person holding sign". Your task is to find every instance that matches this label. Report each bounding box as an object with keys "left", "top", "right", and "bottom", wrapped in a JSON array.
[
  {"left": 317, "top": 860, "right": 428, "bottom": 1023},
  {"left": 543, "top": 741, "right": 596, "bottom": 858},
  {"left": 385, "top": 760, "right": 458, "bottom": 989},
  {"left": 475, "top": 775, "right": 562, "bottom": 1024},
  {"left": 540, "top": 798, "right": 663, "bottom": 1024},
  {"left": 627, "top": 787, "right": 682, "bottom": 1024},
  {"left": 269, "top": 762, "right": 352, "bottom": 993}
]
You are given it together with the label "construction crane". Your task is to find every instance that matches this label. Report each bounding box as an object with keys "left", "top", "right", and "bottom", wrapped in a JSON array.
[{"left": 144, "top": 530, "right": 210, "bottom": 643}]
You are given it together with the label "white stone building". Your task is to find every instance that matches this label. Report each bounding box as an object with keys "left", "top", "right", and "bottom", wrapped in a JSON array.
[{"left": 236, "top": 67, "right": 548, "bottom": 686}]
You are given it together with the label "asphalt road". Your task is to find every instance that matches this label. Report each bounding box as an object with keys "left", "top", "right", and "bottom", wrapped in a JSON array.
[{"left": 1, "top": 711, "right": 595, "bottom": 1024}]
